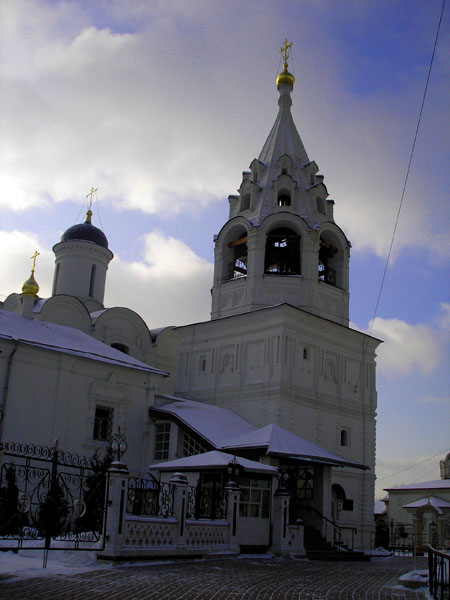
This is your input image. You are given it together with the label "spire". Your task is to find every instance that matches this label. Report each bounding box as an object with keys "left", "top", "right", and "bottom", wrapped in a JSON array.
[{"left": 258, "top": 40, "right": 309, "bottom": 168}]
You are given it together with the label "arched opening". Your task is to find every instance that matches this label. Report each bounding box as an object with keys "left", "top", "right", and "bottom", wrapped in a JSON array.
[
  {"left": 222, "top": 229, "right": 248, "bottom": 281},
  {"left": 111, "top": 342, "right": 129, "bottom": 355},
  {"left": 277, "top": 189, "right": 291, "bottom": 207},
  {"left": 318, "top": 235, "right": 342, "bottom": 287},
  {"left": 52, "top": 263, "right": 60, "bottom": 296},
  {"left": 340, "top": 428, "right": 349, "bottom": 447},
  {"left": 331, "top": 484, "right": 346, "bottom": 522},
  {"left": 264, "top": 227, "right": 300, "bottom": 274}
]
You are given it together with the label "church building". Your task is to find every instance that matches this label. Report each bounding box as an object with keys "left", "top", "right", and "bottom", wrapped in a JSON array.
[{"left": 1, "top": 43, "right": 381, "bottom": 551}]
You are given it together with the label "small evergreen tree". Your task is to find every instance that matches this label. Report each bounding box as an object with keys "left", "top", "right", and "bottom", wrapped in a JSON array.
[
  {"left": 0, "top": 465, "right": 27, "bottom": 535},
  {"left": 76, "top": 447, "right": 113, "bottom": 534},
  {"left": 35, "top": 474, "right": 69, "bottom": 538}
]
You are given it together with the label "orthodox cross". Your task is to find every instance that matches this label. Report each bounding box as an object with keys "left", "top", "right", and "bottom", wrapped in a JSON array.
[
  {"left": 86, "top": 186, "right": 98, "bottom": 210},
  {"left": 30, "top": 250, "right": 40, "bottom": 272},
  {"left": 280, "top": 39, "right": 293, "bottom": 64}
]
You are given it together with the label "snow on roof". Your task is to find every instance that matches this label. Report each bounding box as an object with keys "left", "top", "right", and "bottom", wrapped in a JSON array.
[
  {"left": 402, "top": 496, "right": 450, "bottom": 514},
  {"left": 384, "top": 479, "right": 450, "bottom": 492},
  {"left": 374, "top": 500, "right": 387, "bottom": 515},
  {"left": 0, "top": 310, "right": 167, "bottom": 376},
  {"left": 149, "top": 450, "right": 278, "bottom": 474},
  {"left": 220, "top": 424, "right": 368, "bottom": 469},
  {"left": 151, "top": 396, "right": 256, "bottom": 446}
]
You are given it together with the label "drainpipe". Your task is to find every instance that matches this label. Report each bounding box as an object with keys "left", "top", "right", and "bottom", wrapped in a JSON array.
[{"left": 0, "top": 339, "right": 19, "bottom": 445}]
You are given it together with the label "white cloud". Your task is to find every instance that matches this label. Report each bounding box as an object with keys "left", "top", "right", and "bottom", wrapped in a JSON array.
[
  {"left": 1, "top": 0, "right": 448, "bottom": 264},
  {"left": 419, "top": 394, "right": 450, "bottom": 405},
  {"left": 367, "top": 316, "right": 442, "bottom": 376}
]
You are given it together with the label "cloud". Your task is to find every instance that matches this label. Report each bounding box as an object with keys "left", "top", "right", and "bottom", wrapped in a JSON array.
[
  {"left": 1, "top": 0, "right": 448, "bottom": 265},
  {"left": 0, "top": 228, "right": 213, "bottom": 328},
  {"left": 419, "top": 394, "right": 450, "bottom": 405},
  {"left": 366, "top": 316, "right": 443, "bottom": 376}
]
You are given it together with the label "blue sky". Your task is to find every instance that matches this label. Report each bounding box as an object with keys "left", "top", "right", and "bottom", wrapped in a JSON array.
[{"left": 0, "top": 0, "right": 449, "bottom": 497}]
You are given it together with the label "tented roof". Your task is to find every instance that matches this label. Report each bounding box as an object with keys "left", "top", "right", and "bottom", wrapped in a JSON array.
[
  {"left": 149, "top": 450, "right": 278, "bottom": 474},
  {"left": 402, "top": 496, "right": 450, "bottom": 514},
  {"left": 0, "top": 310, "right": 166, "bottom": 375},
  {"left": 384, "top": 479, "right": 450, "bottom": 492},
  {"left": 220, "top": 423, "right": 368, "bottom": 470}
]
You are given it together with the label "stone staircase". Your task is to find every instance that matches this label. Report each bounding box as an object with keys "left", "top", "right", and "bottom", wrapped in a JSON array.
[{"left": 304, "top": 526, "right": 370, "bottom": 562}]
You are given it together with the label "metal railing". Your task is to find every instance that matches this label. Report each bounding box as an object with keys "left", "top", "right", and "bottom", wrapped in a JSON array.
[
  {"left": 126, "top": 477, "right": 174, "bottom": 518},
  {"left": 302, "top": 505, "right": 357, "bottom": 551},
  {"left": 186, "top": 484, "right": 226, "bottom": 520},
  {"left": 428, "top": 545, "right": 449, "bottom": 599}
]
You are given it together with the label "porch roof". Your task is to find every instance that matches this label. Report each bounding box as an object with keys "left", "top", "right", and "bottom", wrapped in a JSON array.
[
  {"left": 148, "top": 450, "right": 278, "bottom": 475},
  {"left": 402, "top": 496, "right": 450, "bottom": 514},
  {"left": 220, "top": 424, "right": 368, "bottom": 470}
]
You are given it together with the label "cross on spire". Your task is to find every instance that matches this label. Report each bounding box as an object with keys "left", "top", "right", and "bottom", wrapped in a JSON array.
[
  {"left": 30, "top": 250, "right": 40, "bottom": 272},
  {"left": 280, "top": 39, "right": 293, "bottom": 66},
  {"left": 86, "top": 186, "right": 98, "bottom": 210}
]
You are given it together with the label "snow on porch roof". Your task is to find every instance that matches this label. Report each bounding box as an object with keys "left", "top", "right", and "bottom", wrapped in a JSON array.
[
  {"left": 151, "top": 395, "right": 257, "bottom": 446},
  {"left": 402, "top": 496, "right": 450, "bottom": 514},
  {"left": 220, "top": 424, "right": 368, "bottom": 470},
  {"left": 149, "top": 451, "right": 278, "bottom": 474},
  {"left": 0, "top": 310, "right": 167, "bottom": 376}
]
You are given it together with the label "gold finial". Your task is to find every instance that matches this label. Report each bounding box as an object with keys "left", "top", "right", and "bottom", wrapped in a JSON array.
[
  {"left": 280, "top": 38, "right": 293, "bottom": 68},
  {"left": 30, "top": 250, "right": 40, "bottom": 272},
  {"left": 277, "top": 39, "right": 295, "bottom": 88},
  {"left": 22, "top": 250, "right": 40, "bottom": 296},
  {"left": 85, "top": 187, "right": 97, "bottom": 223}
]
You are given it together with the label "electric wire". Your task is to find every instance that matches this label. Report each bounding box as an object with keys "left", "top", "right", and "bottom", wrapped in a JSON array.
[{"left": 378, "top": 447, "right": 449, "bottom": 482}]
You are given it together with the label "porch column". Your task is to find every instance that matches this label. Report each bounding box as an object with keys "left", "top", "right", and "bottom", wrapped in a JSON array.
[
  {"left": 101, "top": 460, "right": 130, "bottom": 559},
  {"left": 170, "top": 472, "right": 189, "bottom": 551},
  {"left": 225, "top": 482, "right": 240, "bottom": 553},
  {"left": 270, "top": 486, "right": 291, "bottom": 556},
  {"left": 313, "top": 465, "right": 332, "bottom": 540}
]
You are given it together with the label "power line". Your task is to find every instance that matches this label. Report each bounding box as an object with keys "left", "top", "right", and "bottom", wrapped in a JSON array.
[
  {"left": 378, "top": 447, "right": 449, "bottom": 482},
  {"left": 368, "top": 0, "right": 446, "bottom": 336}
]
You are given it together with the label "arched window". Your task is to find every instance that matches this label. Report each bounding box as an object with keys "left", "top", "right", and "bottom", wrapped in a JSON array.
[
  {"left": 227, "top": 233, "right": 248, "bottom": 279},
  {"left": 340, "top": 429, "right": 349, "bottom": 447},
  {"left": 264, "top": 227, "right": 300, "bottom": 274},
  {"left": 52, "top": 263, "right": 60, "bottom": 296}
]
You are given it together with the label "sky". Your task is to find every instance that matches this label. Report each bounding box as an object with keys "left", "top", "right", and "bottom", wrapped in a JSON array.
[{"left": 0, "top": 0, "right": 449, "bottom": 500}]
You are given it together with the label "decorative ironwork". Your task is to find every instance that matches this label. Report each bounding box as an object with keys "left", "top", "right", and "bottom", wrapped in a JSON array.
[
  {"left": 187, "top": 483, "right": 226, "bottom": 521},
  {"left": 110, "top": 428, "right": 127, "bottom": 461},
  {"left": 0, "top": 441, "right": 110, "bottom": 566},
  {"left": 126, "top": 477, "right": 174, "bottom": 518},
  {"left": 428, "top": 544, "right": 450, "bottom": 599}
]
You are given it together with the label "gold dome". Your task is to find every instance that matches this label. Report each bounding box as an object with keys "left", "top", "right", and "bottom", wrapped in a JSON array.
[
  {"left": 22, "top": 271, "right": 39, "bottom": 296},
  {"left": 276, "top": 65, "right": 295, "bottom": 88}
]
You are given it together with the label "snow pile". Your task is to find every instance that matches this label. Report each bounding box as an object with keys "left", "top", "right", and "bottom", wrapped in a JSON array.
[{"left": 0, "top": 549, "right": 105, "bottom": 580}]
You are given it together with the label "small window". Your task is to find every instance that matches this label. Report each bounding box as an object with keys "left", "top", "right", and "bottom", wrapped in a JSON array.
[
  {"left": 303, "top": 347, "right": 309, "bottom": 360},
  {"left": 52, "top": 263, "right": 60, "bottom": 296},
  {"left": 199, "top": 355, "right": 207, "bottom": 372},
  {"left": 89, "top": 264, "right": 96, "bottom": 297},
  {"left": 340, "top": 428, "right": 350, "bottom": 447},
  {"left": 111, "top": 343, "right": 129, "bottom": 355},
  {"left": 154, "top": 423, "right": 171, "bottom": 460},
  {"left": 93, "top": 406, "right": 113, "bottom": 441},
  {"left": 281, "top": 167, "right": 287, "bottom": 175}
]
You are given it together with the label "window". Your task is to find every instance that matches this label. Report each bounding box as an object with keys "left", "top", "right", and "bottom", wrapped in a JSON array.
[
  {"left": 89, "top": 264, "right": 96, "bottom": 297},
  {"left": 199, "top": 355, "right": 207, "bottom": 372},
  {"left": 264, "top": 228, "right": 300, "bottom": 274},
  {"left": 183, "top": 432, "right": 208, "bottom": 457},
  {"left": 318, "top": 240, "right": 337, "bottom": 286},
  {"left": 227, "top": 233, "right": 248, "bottom": 279},
  {"left": 52, "top": 263, "right": 60, "bottom": 295},
  {"left": 238, "top": 478, "right": 270, "bottom": 518},
  {"left": 277, "top": 193, "right": 291, "bottom": 207},
  {"left": 340, "top": 428, "right": 350, "bottom": 447},
  {"left": 154, "top": 423, "right": 171, "bottom": 460},
  {"left": 302, "top": 347, "right": 309, "bottom": 360},
  {"left": 93, "top": 406, "right": 113, "bottom": 441},
  {"left": 111, "top": 343, "right": 129, "bottom": 355}
]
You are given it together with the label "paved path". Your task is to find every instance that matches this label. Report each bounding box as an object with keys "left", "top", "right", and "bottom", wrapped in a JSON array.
[{"left": 0, "top": 556, "right": 428, "bottom": 599}]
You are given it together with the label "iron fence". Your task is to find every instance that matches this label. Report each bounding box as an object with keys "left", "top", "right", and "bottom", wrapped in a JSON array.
[
  {"left": 126, "top": 477, "right": 174, "bottom": 518},
  {"left": 428, "top": 545, "right": 449, "bottom": 599},
  {"left": 186, "top": 484, "right": 226, "bottom": 520},
  {"left": 0, "top": 441, "right": 110, "bottom": 566}
]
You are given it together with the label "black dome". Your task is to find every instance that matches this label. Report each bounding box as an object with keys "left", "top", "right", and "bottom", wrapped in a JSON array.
[{"left": 61, "top": 222, "right": 109, "bottom": 249}]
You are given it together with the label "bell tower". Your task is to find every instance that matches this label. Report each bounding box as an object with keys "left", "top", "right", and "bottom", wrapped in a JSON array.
[{"left": 211, "top": 41, "right": 350, "bottom": 326}]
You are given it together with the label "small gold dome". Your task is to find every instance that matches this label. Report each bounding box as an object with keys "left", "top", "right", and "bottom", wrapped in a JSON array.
[
  {"left": 276, "top": 66, "right": 295, "bottom": 88},
  {"left": 22, "top": 271, "right": 39, "bottom": 296}
]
